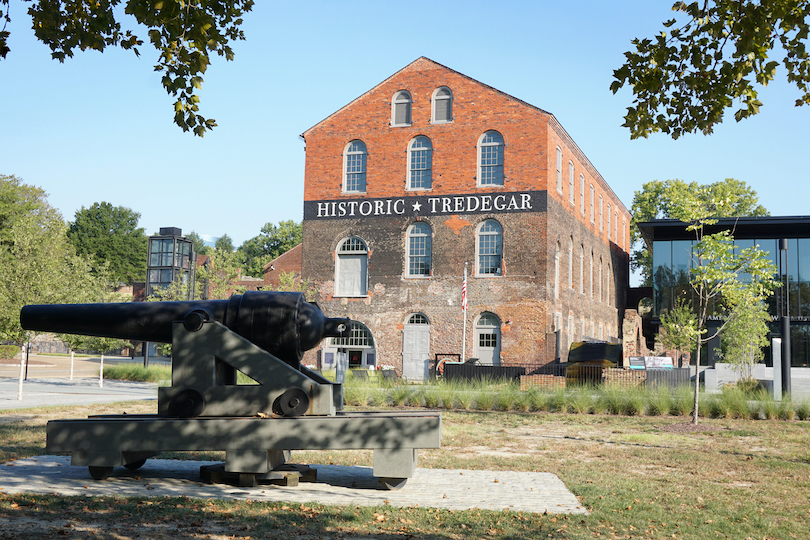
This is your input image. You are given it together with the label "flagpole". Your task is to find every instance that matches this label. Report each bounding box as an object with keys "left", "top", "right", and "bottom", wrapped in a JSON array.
[{"left": 461, "top": 263, "right": 468, "bottom": 362}]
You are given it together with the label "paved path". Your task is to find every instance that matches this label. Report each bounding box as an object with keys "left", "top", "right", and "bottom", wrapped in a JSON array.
[
  {"left": 0, "top": 378, "right": 158, "bottom": 410},
  {"left": 0, "top": 456, "right": 587, "bottom": 514}
]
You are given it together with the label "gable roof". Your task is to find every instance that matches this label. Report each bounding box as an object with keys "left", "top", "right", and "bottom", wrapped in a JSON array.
[{"left": 301, "top": 56, "right": 552, "bottom": 137}]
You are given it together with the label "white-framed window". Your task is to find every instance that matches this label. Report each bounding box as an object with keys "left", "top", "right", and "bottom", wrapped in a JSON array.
[
  {"left": 590, "top": 250, "right": 594, "bottom": 298},
  {"left": 568, "top": 161, "right": 575, "bottom": 204},
  {"left": 568, "top": 237, "right": 574, "bottom": 289},
  {"left": 568, "top": 316, "right": 575, "bottom": 347},
  {"left": 343, "top": 140, "right": 367, "bottom": 193},
  {"left": 392, "top": 90, "right": 412, "bottom": 126},
  {"left": 607, "top": 263, "right": 612, "bottom": 306},
  {"left": 432, "top": 87, "right": 453, "bottom": 123},
  {"left": 579, "top": 244, "right": 584, "bottom": 294},
  {"left": 408, "top": 136, "right": 433, "bottom": 190},
  {"left": 406, "top": 222, "right": 432, "bottom": 277},
  {"left": 623, "top": 219, "right": 627, "bottom": 250},
  {"left": 478, "top": 131, "right": 504, "bottom": 186},
  {"left": 599, "top": 195, "right": 605, "bottom": 231},
  {"left": 607, "top": 204, "right": 612, "bottom": 239},
  {"left": 556, "top": 147, "right": 563, "bottom": 193},
  {"left": 476, "top": 219, "right": 503, "bottom": 276},
  {"left": 598, "top": 257, "right": 603, "bottom": 302},
  {"left": 553, "top": 241, "right": 561, "bottom": 299},
  {"left": 580, "top": 174, "right": 585, "bottom": 215},
  {"left": 614, "top": 211, "right": 619, "bottom": 244},
  {"left": 589, "top": 185, "right": 595, "bottom": 223},
  {"left": 335, "top": 236, "right": 368, "bottom": 297}
]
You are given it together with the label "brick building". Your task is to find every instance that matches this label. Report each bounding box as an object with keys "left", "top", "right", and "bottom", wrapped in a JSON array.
[{"left": 300, "top": 57, "right": 630, "bottom": 379}]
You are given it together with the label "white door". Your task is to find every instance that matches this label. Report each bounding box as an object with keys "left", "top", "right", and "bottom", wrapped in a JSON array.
[
  {"left": 338, "top": 254, "right": 367, "bottom": 296},
  {"left": 402, "top": 314, "right": 430, "bottom": 381},
  {"left": 474, "top": 312, "right": 501, "bottom": 365}
]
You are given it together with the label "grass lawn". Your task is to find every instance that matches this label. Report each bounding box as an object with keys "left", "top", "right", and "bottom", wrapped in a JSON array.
[{"left": 1, "top": 401, "right": 808, "bottom": 539}]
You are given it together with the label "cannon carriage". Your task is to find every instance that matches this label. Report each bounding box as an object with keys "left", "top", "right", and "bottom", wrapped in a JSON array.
[{"left": 21, "top": 291, "right": 441, "bottom": 489}]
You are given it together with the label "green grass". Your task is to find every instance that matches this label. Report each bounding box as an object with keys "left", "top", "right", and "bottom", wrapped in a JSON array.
[
  {"left": 3, "top": 403, "right": 809, "bottom": 540},
  {"left": 102, "top": 364, "right": 171, "bottom": 383}
]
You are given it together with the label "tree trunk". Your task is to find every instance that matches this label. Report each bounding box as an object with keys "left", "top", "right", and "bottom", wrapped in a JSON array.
[{"left": 692, "top": 336, "right": 701, "bottom": 425}]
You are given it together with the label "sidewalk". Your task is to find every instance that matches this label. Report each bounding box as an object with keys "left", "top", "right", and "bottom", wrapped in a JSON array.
[{"left": 0, "top": 354, "right": 159, "bottom": 410}]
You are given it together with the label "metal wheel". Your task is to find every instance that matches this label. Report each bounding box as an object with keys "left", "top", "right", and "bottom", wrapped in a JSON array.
[
  {"left": 88, "top": 466, "right": 114, "bottom": 480},
  {"left": 124, "top": 459, "right": 147, "bottom": 471},
  {"left": 379, "top": 477, "right": 408, "bottom": 490}
]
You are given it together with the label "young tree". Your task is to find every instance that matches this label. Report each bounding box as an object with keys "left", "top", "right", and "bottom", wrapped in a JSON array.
[
  {"left": 0, "top": 175, "right": 113, "bottom": 345},
  {"left": 185, "top": 231, "right": 210, "bottom": 257},
  {"left": 631, "top": 178, "right": 768, "bottom": 285},
  {"left": 666, "top": 183, "right": 779, "bottom": 424},
  {"left": 67, "top": 202, "right": 148, "bottom": 284},
  {"left": 658, "top": 298, "right": 699, "bottom": 368},
  {"left": 0, "top": 1, "right": 255, "bottom": 136},
  {"left": 718, "top": 293, "right": 772, "bottom": 381},
  {"left": 238, "top": 220, "right": 302, "bottom": 278},
  {"left": 276, "top": 271, "right": 318, "bottom": 303},
  {"left": 611, "top": 0, "right": 810, "bottom": 139}
]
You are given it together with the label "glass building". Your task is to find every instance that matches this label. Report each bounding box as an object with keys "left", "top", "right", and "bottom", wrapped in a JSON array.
[
  {"left": 637, "top": 217, "right": 810, "bottom": 368},
  {"left": 146, "top": 227, "right": 196, "bottom": 299}
]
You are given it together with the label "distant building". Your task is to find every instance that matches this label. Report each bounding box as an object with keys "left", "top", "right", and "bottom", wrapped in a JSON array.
[
  {"left": 298, "top": 58, "right": 630, "bottom": 379},
  {"left": 638, "top": 216, "right": 810, "bottom": 368}
]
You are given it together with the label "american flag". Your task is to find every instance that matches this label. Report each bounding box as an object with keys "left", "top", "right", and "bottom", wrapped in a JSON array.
[{"left": 461, "top": 266, "right": 467, "bottom": 310}]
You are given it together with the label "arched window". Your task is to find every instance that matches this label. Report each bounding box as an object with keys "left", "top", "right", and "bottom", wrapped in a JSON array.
[
  {"left": 432, "top": 87, "right": 453, "bottom": 123},
  {"left": 392, "top": 90, "right": 412, "bottom": 126},
  {"left": 579, "top": 244, "right": 585, "bottom": 294},
  {"left": 598, "top": 257, "right": 603, "bottom": 302},
  {"left": 568, "top": 237, "right": 574, "bottom": 289},
  {"left": 607, "top": 204, "right": 612, "bottom": 239},
  {"left": 408, "top": 136, "right": 432, "bottom": 190},
  {"left": 476, "top": 220, "right": 503, "bottom": 276},
  {"left": 589, "top": 185, "right": 595, "bottom": 223},
  {"left": 553, "top": 241, "right": 561, "bottom": 299},
  {"left": 406, "top": 222, "right": 432, "bottom": 277},
  {"left": 599, "top": 195, "right": 604, "bottom": 231},
  {"left": 590, "top": 250, "right": 594, "bottom": 298},
  {"left": 343, "top": 140, "right": 367, "bottom": 193},
  {"left": 336, "top": 237, "right": 368, "bottom": 296},
  {"left": 478, "top": 131, "right": 504, "bottom": 186},
  {"left": 607, "top": 263, "right": 612, "bottom": 306}
]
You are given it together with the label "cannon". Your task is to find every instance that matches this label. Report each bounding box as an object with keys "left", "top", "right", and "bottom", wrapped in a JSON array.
[{"left": 22, "top": 291, "right": 441, "bottom": 489}]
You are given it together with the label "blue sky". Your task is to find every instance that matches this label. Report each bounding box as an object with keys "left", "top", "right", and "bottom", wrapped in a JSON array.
[{"left": 2, "top": 1, "right": 808, "bottom": 259}]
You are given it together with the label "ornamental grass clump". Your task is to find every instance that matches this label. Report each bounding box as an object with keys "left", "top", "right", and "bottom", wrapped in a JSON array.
[
  {"left": 796, "top": 398, "right": 810, "bottom": 421},
  {"left": 473, "top": 389, "right": 496, "bottom": 411},
  {"left": 566, "top": 386, "right": 594, "bottom": 414},
  {"left": 622, "top": 386, "right": 647, "bottom": 416},
  {"left": 389, "top": 385, "right": 412, "bottom": 407},
  {"left": 646, "top": 386, "right": 673, "bottom": 416},
  {"left": 599, "top": 386, "right": 625, "bottom": 415},
  {"left": 670, "top": 384, "right": 694, "bottom": 417}
]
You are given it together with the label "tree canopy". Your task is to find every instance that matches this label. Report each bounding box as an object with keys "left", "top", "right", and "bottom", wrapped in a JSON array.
[
  {"left": 0, "top": 0, "right": 254, "bottom": 136},
  {"left": 67, "top": 202, "right": 148, "bottom": 284},
  {"left": 630, "top": 178, "right": 768, "bottom": 285},
  {"left": 611, "top": 0, "right": 810, "bottom": 139},
  {"left": 0, "top": 175, "right": 113, "bottom": 344},
  {"left": 237, "top": 220, "right": 302, "bottom": 278}
]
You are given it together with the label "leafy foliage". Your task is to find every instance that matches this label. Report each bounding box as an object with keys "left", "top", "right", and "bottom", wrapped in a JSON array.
[
  {"left": 630, "top": 178, "right": 767, "bottom": 284},
  {"left": 612, "top": 0, "right": 810, "bottom": 139},
  {"left": 184, "top": 230, "right": 210, "bottom": 256},
  {"left": 0, "top": 175, "right": 113, "bottom": 344},
  {"left": 664, "top": 183, "right": 779, "bottom": 423},
  {"left": 237, "top": 220, "right": 302, "bottom": 278},
  {"left": 67, "top": 202, "right": 147, "bottom": 284},
  {"left": 214, "top": 233, "right": 234, "bottom": 253},
  {"left": 658, "top": 298, "right": 699, "bottom": 365},
  {"left": 196, "top": 246, "right": 246, "bottom": 300},
  {"left": 0, "top": 0, "right": 254, "bottom": 136}
]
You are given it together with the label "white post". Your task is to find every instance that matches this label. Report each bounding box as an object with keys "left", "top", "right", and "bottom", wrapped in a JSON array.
[
  {"left": 17, "top": 343, "right": 26, "bottom": 400},
  {"left": 99, "top": 354, "right": 104, "bottom": 388},
  {"left": 69, "top": 350, "right": 75, "bottom": 380}
]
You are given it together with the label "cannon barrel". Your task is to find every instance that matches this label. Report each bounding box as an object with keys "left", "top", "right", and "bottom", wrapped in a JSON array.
[{"left": 20, "top": 291, "right": 349, "bottom": 367}]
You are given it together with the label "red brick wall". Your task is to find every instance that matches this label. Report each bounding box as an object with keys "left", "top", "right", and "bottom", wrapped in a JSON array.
[
  {"left": 300, "top": 58, "right": 630, "bottom": 373},
  {"left": 263, "top": 244, "right": 303, "bottom": 289}
]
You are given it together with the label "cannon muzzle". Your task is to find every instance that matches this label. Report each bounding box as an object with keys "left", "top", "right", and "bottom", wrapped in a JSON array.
[{"left": 20, "top": 291, "right": 349, "bottom": 367}]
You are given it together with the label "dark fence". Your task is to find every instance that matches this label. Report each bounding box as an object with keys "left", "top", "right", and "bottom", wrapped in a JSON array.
[{"left": 438, "top": 361, "right": 691, "bottom": 390}]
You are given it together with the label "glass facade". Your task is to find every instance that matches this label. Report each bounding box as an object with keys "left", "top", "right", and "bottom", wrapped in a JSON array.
[{"left": 651, "top": 236, "right": 810, "bottom": 367}]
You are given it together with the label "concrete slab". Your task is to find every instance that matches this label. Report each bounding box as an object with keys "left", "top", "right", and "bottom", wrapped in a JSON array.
[{"left": 0, "top": 456, "right": 587, "bottom": 514}]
